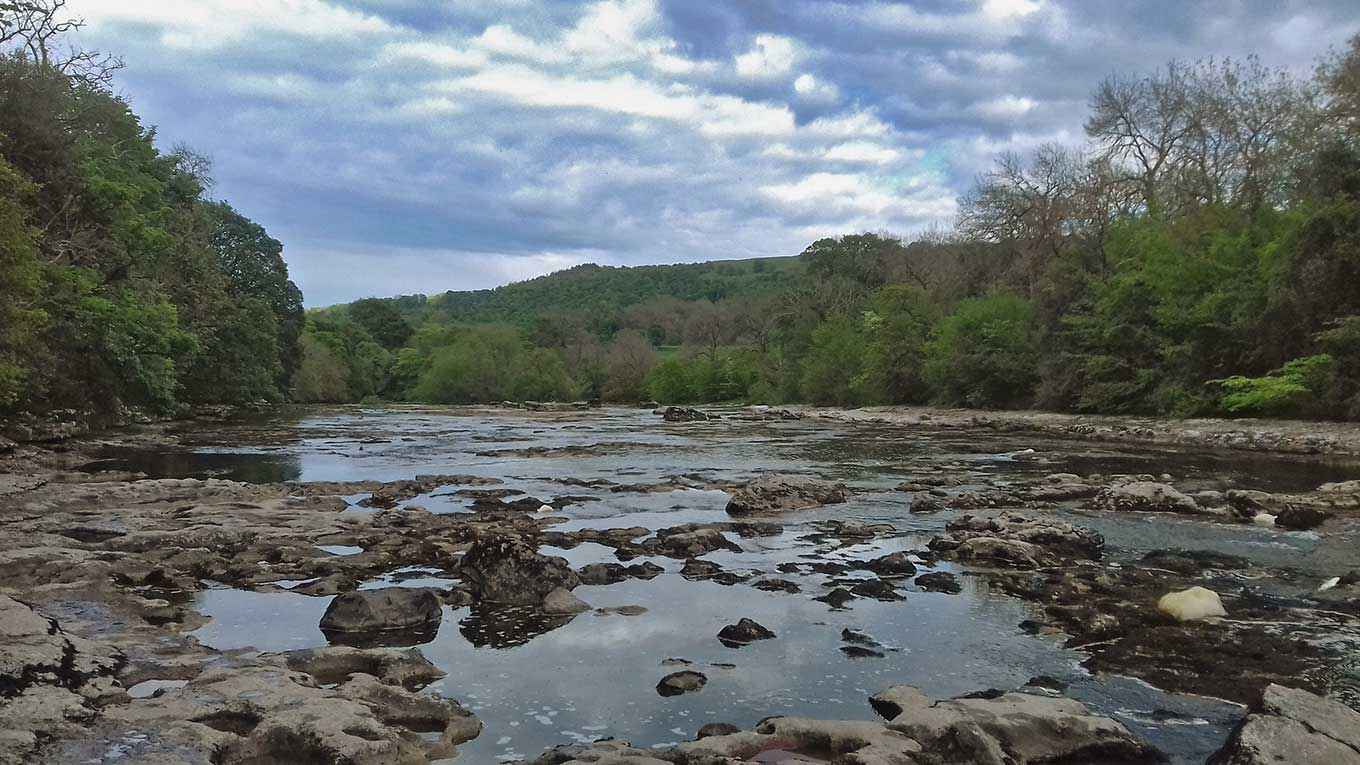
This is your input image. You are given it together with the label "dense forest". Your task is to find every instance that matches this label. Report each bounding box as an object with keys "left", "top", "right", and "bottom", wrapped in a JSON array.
[
  {"left": 0, "top": 2, "right": 302, "bottom": 423},
  {"left": 307, "top": 38, "right": 1360, "bottom": 421}
]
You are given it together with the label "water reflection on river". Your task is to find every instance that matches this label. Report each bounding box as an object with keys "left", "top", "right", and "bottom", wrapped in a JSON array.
[{"left": 100, "top": 405, "right": 1360, "bottom": 763}]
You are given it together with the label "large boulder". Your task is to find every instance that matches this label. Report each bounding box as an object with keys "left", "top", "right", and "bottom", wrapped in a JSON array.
[
  {"left": 318, "top": 588, "right": 442, "bottom": 642},
  {"left": 1210, "top": 684, "right": 1360, "bottom": 764},
  {"left": 1094, "top": 481, "right": 1201, "bottom": 515},
  {"left": 458, "top": 534, "right": 580, "bottom": 605},
  {"left": 928, "top": 512, "right": 1104, "bottom": 569},
  {"left": 725, "top": 476, "right": 849, "bottom": 517},
  {"left": 1157, "top": 586, "right": 1227, "bottom": 622},
  {"left": 648, "top": 525, "right": 741, "bottom": 557}
]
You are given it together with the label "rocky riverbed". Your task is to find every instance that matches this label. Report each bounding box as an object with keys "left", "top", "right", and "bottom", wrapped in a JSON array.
[{"left": 2, "top": 404, "right": 1359, "bottom": 763}]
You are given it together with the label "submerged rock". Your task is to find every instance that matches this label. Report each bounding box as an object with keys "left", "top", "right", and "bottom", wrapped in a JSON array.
[
  {"left": 1142, "top": 549, "right": 1249, "bottom": 575},
  {"left": 841, "top": 645, "right": 885, "bottom": 659},
  {"left": 656, "top": 670, "right": 707, "bottom": 697},
  {"left": 1210, "top": 684, "right": 1360, "bottom": 764},
  {"left": 724, "top": 475, "right": 849, "bottom": 517},
  {"left": 318, "top": 587, "right": 442, "bottom": 642},
  {"left": 280, "top": 646, "right": 445, "bottom": 690},
  {"left": 814, "top": 587, "right": 856, "bottom": 609},
  {"left": 458, "top": 533, "right": 581, "bottom": 605}
]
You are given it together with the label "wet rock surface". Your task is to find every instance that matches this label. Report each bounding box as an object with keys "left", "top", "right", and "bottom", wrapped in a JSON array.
[
  {"left": 318, "top": 587, "right": 443, "bottom": 642},
  {"left": 459, "top": 533, "right": 582, "bottom": 605},
  {"left": 716, "top": 618, "right": 776, "bottom": 647},
  {"left": 2, "top": 404, "right": 1360, "bottom": 763},
  {"left": 724, "top": 475, "right": 850, "bottom": 517},
  {"left": 1210, "top": 684, "right": 1360, "bottom": 764},
  {"left": 533, "top": 684, "right": 1164, "bottom": 764},
  {"left": 656, "top": 670, "right": 707, "bottom": 697}
]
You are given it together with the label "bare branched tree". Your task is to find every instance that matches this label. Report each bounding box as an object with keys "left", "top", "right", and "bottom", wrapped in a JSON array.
[
  {"left": 1086, "top": 61, "right": 1195, "bottom": 217},
  {"left": 1320, "top": 34, "right": 1360, "bottom": 134},
  {"left": 0, "top": 0, "right": 123, "bottom": 86}
]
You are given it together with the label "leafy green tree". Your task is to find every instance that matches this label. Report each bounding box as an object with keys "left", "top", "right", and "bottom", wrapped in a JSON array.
[
  {"left": 800, "top": 317, "right": 870, "bottom": 407},
  {"left": 648, "top": 358, "right": 704, "bottom": 404},
  {"left": 0, "top": 157, "right": 44, "bottom": 409},
  {"left": 515, "top": 347, "right": 577, "bottom": 401},
  {"left": 293, "top": 335, "right": 351, "bottom": 403},
  {"left": 862, "top": 285, "right": 937, "bottom": 403},
  {"left": 1216, "top": 354, "right": 1334, "bottom": 416},
  {"left": 180, "top": 297, "right": 284, "bottom": 404},
  {"left": 414, "top": 326, "right": 529, "bottom": 403},
  {"left": 208, "top": 202, "right": 304, "bottom": 387},
  {"left": 349, "top": 297, "right": 413, "bottom": 350},
  {"left": 924, "top": 294, "right": 1039, "bottom": 408}
]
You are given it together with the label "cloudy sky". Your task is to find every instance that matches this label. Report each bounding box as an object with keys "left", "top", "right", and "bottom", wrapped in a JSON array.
[{"left": 72, "top": 0, "right": 1359, "bottom": 306}]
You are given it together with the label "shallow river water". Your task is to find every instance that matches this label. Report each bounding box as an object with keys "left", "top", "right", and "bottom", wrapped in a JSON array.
[{"left": 91, "top": 405, "right": 1360, "bottom": 763}]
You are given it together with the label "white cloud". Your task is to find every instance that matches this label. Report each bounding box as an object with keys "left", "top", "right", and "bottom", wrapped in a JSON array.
[
  {"left": 437, "top": 65, "right": 796, "bottom": 137},
  {"left": 850, "top": 0, "right": 1052, "bottom": 41},
  {"left": 82, "top": 0, "right": 394, "bottom": 50},
  {"left": 980, "top": 0, "right": 1043, "bottom": 23},
  {"left": 379, "top": 41, "right": 487, "bottom": 69},
  {"left": 735, "top": 34, "right": 799, "bottom": 79},
  {"left": 805, "top": 111, "right": 893, "bottom": 139},
  {"left": 761, "top": 172, "right": 956, "bottom": 221},
  {"left": 824, "top": 141, "right": 901, "bottom": 164},
  {"left": 975, "top": 94, "right": 1037, "bottom": 118},
  {"left": 793, "top": 73, "right": 840, "bottom": 104},
  {"left": 563, "top": 0, "right": 662, "bottom": 62},
  {"left": 473, "top": 23, "right": 563, "bottom": 63}
]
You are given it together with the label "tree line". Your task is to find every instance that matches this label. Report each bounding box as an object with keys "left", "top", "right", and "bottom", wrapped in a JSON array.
[
  {"left": 0, "top": 1, "right": 303, "bottom": 422},
  {"left": 306, "top": 38, "right": 1360, "bottom": 421}
]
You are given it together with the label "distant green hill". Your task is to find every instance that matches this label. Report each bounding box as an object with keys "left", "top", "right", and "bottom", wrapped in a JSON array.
[{"left": 327, "top": 256, "right": 804, "bottom": 326}]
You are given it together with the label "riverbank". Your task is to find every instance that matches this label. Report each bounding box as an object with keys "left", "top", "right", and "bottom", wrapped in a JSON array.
[
  {"left": 1, "top": 406, "right": 1358, "bottom": 763},
  {"left": 796, "top": 405, "right": 1360, "bottom": 457}
]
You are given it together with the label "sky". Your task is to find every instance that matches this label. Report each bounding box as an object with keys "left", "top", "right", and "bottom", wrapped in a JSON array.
[{"left": 70, "top": 0, "right": 1360, "bottom": 306}]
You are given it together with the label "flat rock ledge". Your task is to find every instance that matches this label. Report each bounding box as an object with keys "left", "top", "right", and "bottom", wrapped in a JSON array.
[
  {"left": 520, "top": 684, "right": 1163, "bottom": 764},
  {"left": 1209, "top": 684, "right": 1360, "bottom": 765}
]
